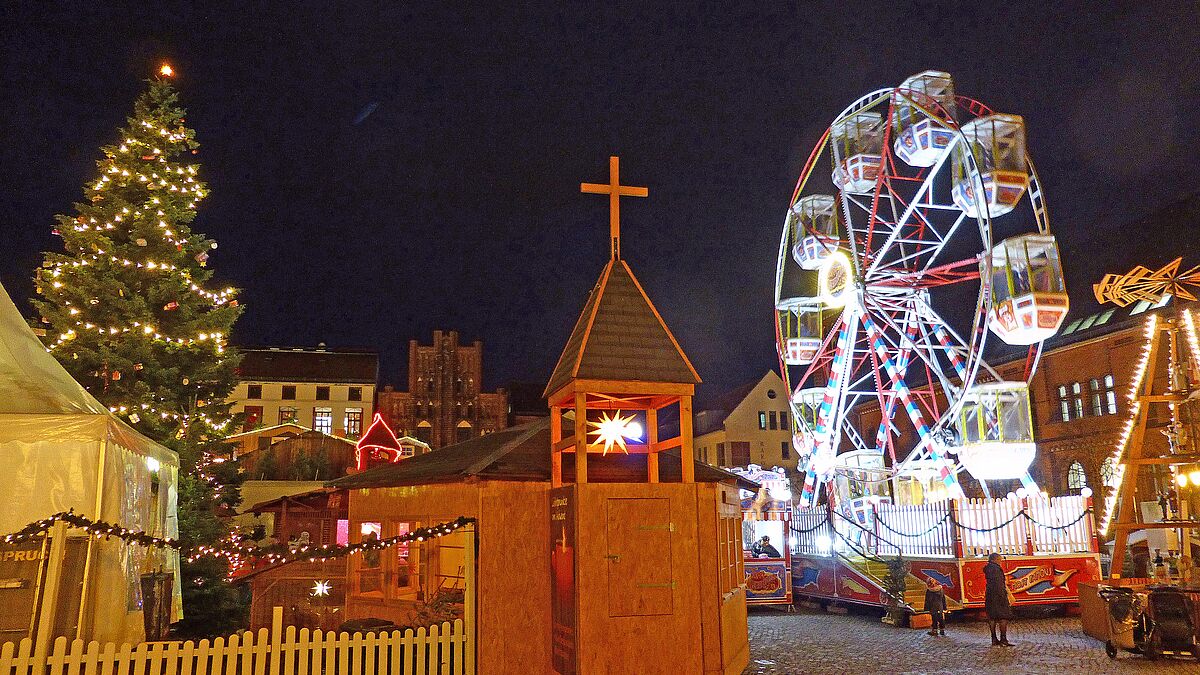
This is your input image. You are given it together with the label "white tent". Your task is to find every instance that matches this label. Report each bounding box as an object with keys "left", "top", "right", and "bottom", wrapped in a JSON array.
[{"left": 0, "top": 281, "right": 180, "bottom": 645}]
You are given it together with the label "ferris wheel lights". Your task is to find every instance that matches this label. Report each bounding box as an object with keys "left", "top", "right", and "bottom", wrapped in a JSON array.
[{"left": 817, "top": 250, "right": 855, "bottom": 308}]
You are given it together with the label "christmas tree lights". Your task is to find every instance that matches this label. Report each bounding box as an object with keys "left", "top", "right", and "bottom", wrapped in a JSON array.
[{"left": 31, "top": 66, "right": 247, "bottom": 637}]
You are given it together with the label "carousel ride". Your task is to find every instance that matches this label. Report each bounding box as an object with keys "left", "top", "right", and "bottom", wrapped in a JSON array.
[{"left": 775, "top": 70, "right": 1068, "bottom": 512}]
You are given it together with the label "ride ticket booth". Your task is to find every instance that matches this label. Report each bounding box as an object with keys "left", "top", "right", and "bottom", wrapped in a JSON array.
[{"left": 732, "top": 465, "right": 794, "bottom": 606}]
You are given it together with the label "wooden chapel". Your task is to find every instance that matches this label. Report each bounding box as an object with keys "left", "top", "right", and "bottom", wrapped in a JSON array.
[{"left": 547, "top": 156, "right": 750, "bottom": 675}]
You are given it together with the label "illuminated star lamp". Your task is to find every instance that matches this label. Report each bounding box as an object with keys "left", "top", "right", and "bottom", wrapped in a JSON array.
[
  {"left": 587, "top": 410, "right": 643, "bottom": 455},
  {"left": 311, "top": 580, "right": 332, "bottom": 597},
  {"left": 160, "top": 63, "right": 174, "bottom": 77}
]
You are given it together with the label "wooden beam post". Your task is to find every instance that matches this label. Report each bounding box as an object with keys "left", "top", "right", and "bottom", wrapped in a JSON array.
[
  {"left": 680, "top": 396, "right": 694, "bottom": 483},
  {"left": 574, "top": 392, "right": 588, "bottom": 484},
  {"left": 551, "top": 406, "right": 563, "bottom": 488},
  {"left": 647, "top": 407, "right": 659, "bottom": 483},
  {"left": 34, "top": 521, "right": 68, "bottom": 659},
  {"left": 1111, "top": 322, "right": 1163, "bottom": 577}
]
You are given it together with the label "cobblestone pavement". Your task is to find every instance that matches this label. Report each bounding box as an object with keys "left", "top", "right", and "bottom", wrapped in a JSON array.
[{"left": 745, "top": 606, "right": 1200, "bottom": 674}]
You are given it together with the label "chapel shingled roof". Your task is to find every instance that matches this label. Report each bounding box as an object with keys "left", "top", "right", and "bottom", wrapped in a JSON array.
[{"left": 543, "top": 259, "right": 700, "bottom": 399}]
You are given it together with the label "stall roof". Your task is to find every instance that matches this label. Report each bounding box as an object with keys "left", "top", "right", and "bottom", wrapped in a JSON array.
[{"left": 328, "top": 417, "right": 757, "bottom": 491}]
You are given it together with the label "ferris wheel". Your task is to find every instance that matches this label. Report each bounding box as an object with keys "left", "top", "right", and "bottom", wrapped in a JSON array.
[{"left": 774, "top": 71, "right": 1069, "bottom": 508}]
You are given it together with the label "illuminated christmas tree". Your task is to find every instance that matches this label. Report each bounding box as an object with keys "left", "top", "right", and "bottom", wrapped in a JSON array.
[
  {"left": 32, "top": 65, "right": 247, "bottom": 636},
  {"left": 33, "top": 65, "right": 240, "bottom": 461}
]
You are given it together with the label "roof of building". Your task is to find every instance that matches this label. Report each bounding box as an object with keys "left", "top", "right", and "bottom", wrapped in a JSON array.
[
  {"left": 544, "top": 259, "right": 701, "bottom": 399},
  {"left": 694, "top": 372, "right": 785, "bottom": 436},
  {"left": 328, "top": 417, "right": 756, "bottom": 491},
  {"left": 237, "top": 347, "right": 379, "bottom": 384}
]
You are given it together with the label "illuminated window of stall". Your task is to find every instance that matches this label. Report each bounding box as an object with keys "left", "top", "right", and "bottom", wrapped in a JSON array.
[
  {"left": 392, "top": 521, "right": 420, "bottom": 595},
  {"left": 354, "top": 521, "right": 384, "bottom": 597}
]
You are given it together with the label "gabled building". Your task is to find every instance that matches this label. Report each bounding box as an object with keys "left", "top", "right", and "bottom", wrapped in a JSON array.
[
  {"left": 229, "top": 345, "right": 378, "bottom": 439},
  {"left": 694, "top": 371, "right": 797, "bottom": 472}
]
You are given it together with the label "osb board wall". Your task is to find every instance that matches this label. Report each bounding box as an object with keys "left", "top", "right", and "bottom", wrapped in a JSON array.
[
  {"left": 478, "top": 481, "right": 552, "bottom": 672},
  {"left": 695, "top": 482, "right": 750, "bottom": 674},
  {"left": 346, "top": 481, "right": 553, "bottom": 672},
  {"left": 573, "top": 482, "right": 704, "bottom": 674}
]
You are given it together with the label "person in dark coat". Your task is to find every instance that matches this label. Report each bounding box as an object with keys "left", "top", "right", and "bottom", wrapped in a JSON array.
[
  {"left": 924, "top": 577, "right": 947, "bottom": 636},
  {"left": 984, "top": 553, "right": 1014, "bottom": 646}
]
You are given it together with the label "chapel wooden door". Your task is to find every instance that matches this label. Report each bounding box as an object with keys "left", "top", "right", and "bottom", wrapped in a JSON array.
[{"left": 605, "top": 498, "right": 673, "bottom": 617}]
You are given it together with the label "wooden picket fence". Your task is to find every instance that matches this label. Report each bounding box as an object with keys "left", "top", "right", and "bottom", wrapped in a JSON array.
[{"left": 0, "top": 614, "right": 472, "bottom": 675}]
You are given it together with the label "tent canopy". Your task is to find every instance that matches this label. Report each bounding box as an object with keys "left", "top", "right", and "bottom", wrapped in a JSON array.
[{"left": 0, "top": 283, "right": 175, "bottom": 464}]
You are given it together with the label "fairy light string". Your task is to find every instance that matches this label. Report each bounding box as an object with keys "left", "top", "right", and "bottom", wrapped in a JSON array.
[
  {"left": 1099, "top": 313, "right": 1158, "bottom": 534},
  {"left": 3, "top": 510, "right": 476, "bottom": 568}
]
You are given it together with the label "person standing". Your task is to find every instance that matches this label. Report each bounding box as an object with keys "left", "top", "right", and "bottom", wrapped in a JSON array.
[
  {"left": 984, "top": 553, "right": 1014, "bottom": 646},
  {"left": 924, "top": 577, "right": 947, "bottom": 636}
]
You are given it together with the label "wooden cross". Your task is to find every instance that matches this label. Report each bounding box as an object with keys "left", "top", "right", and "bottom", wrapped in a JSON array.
[{"left": 580, "top": 156, "right": 648, "bottom": 259}]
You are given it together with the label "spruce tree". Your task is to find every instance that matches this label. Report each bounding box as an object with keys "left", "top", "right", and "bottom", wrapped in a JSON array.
[{"left": 32, "top": 68, "right": 246, "bottom": 636}]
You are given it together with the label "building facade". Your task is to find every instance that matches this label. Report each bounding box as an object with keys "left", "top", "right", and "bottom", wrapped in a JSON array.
[
  {"left": 695, "top": 371, "right": 798, "bottom": 473},
  {"left": 375, "top": 330, "right": 509, "bottom": 448},
  {"left": 229, "top": 346, "right": 379, "bottom": 439}
]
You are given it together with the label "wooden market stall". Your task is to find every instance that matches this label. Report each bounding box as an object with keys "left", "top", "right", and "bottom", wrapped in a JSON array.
[
  {"left": 328, "top": 418, "right": 752, "bottom": 672},
  {"left": 542, "top": 156, "right": 752, "bottom": 674}
]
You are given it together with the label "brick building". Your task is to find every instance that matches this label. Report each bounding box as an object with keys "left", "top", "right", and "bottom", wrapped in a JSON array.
[
  {"left": 229, "top": 346, "right": 379, "bottom": 439},
  {"left": 375, "top": 330, "right": 509, "bottom": 448}
]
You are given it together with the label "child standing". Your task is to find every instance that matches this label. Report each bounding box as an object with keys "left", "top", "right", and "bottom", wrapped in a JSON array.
[{"left": 924, "top": 577, "right": 947, "bottom": 636}]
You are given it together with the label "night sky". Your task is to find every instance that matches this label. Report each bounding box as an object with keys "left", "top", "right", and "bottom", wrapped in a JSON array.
[{"left": 3, "top": 3, "right": 1200, "bottom": 400}]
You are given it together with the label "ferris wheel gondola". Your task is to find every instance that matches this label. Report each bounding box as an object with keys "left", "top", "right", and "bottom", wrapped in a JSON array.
[{"left": 774, "top": 71, "right": 1069, "bottom": 508}]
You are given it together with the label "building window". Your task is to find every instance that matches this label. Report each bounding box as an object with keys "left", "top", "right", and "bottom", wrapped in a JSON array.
[
  {"left": 348, "top": 386, "right": 363, "bottom": 401},
  {"left": 246, "top": 384, "right": 262, "bottom": 399},
  {"left": 781, "top": 440, "right": 790, "bottom": 460},
  {"left": 1101, "top": 456, "right": 1119, "bottom": 488},
  {"left": 758, "top": 412, "right": 767, "bottom": 430},
  {"left": 313, "top": 407, "right": 333, "bottom": 434},
  {"left": 279, "top": 406, "right": 298, "bottom": 424},
  {"left": 1072, "top": 382, "right": 1084, "bottom": 420},
  {"left": 1067, "top": 461, "right": 1088, "bottom": 493},
  {"left": 1104, "top": 374, "right": 1117, "bottom": 415},
  {"left": 768, "top": 411, "right": 778, "bottom": 430},
  {"left": 415, "top": 422, "right": 432, "bottom": 444},
  {"left": 316, "top": 386, "right": 330, "bottom": 401},
  {"left": 345, "top": 408, "right": 363, "bottom": 439},
  {"left": 781, "top": 411, "right": 790, "bottom": 429},
  {"left": 717, "top": 442, "right": 727, "bottom": 467},
  {"left": 243, "top": 406, "right": 263, "bottom": 430},
  {"left": 456, "top": 421, "right": 472, "bottom": 444},
  {"left": 1090, "top": 379, "right": 1103, "bottom": 417},
  {"left": 1057, "top": 385, "right": 1070, "bottom": 422},
  {"left": 731, "top": 441, "right": 751, "bottom": 467},
  {"left": 282, "top": 385, "right": 297, "bottom": 400}
]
